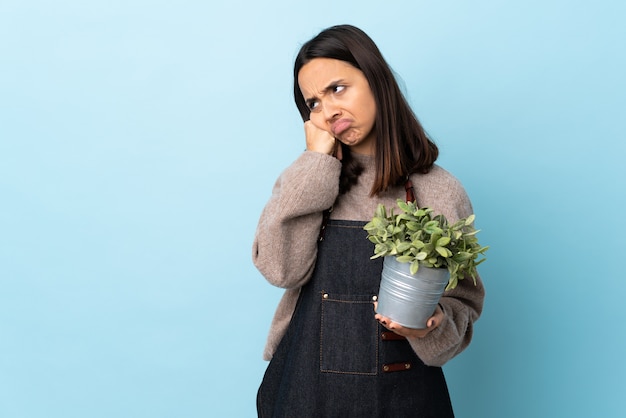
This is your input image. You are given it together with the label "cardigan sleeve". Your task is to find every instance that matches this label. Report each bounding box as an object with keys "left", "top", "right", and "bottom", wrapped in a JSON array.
[
  {"left": 406, "top": 273, "right": 485, "bottom": 366},
  {"left": 252, "top": 151, "right": 342, "bottom": 289},
  {"left": 405, "top": 168, "right": 486, "bottom": 366}
]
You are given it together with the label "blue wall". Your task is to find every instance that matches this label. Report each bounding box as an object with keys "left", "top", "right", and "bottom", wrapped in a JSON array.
[{"left": 1, "top": 1, "right": 624, "bottom": 417}]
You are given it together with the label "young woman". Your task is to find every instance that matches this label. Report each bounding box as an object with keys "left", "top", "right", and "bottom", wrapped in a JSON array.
[{"left": 253, "top": 24, "right": 485, "bottom": 417}]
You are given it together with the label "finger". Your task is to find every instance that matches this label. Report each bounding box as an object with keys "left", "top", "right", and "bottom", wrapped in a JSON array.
[
  {"left": 376, "top": 313, "right": 390, "bottom": 323},
  {"left": 426, "top": 313, "right": 441, "bottom": 329}
]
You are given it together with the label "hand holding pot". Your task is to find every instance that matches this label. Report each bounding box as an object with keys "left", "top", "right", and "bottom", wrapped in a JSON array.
[{"left": 374, "top": 302, "right": 444, "bottom": 338}]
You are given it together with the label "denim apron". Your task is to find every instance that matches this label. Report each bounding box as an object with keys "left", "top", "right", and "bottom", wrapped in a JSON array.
[{"left": 257, "top": 219, "right": 454, "bottom": 417}]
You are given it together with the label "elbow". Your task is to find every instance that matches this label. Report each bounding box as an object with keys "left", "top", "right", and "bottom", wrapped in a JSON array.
[
  {"left": 266, "top": 263, "right": 315, "bottom": 289},
  {"left": 253, "top": 242, "right": 315, "bottom": 289}
]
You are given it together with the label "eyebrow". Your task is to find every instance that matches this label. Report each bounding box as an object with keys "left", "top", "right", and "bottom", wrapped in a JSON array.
[{"left": 304, "top": 79, "right": 345, "bottom": 105}]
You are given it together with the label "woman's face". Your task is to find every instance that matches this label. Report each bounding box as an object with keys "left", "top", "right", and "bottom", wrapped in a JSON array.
[{"left": 298, "top": 58, "right": 377, "bottom": 155}]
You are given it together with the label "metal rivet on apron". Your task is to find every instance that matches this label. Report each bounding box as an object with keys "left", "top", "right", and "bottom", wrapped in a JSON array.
[
  {"left": 383, "top": 365, "right": 389, "bottom": 372},
  {"left": 372, "top": 295, "right": 378, "bottom": 301},
  {"left": 322, "top": 293, "right": 328, "bottom": 299},
  {"left": 405, "top": 363, "right": 411, "bottom": 370}
]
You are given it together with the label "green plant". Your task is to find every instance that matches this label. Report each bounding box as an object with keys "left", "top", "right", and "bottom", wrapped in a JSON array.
[{"left": 363, "top": 199, "right": 489, "bottom": 290}]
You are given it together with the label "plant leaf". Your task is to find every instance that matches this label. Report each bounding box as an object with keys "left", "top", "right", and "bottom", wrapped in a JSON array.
[
  {"left": 435, "top": 246, "right": 452, "bottom": 257},
  {"left": 396, "top": 242, "right": 412, "bottom": 253},
  {"left": 411, "top": 239, "right": 425, "bottom": 249},
  {"left": 436, "top": 236, "right": 451, "bottom": 246},
  {"left": 397, "top": 200, "right": 411, "bottom": 213}
]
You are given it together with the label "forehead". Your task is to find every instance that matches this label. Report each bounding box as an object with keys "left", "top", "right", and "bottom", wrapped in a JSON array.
[{"left": 298, "top": 58, "right": 362, "bottom": 95}]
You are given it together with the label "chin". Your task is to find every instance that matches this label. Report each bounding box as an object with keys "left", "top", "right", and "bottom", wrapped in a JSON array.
[{"left": 338, "top": 136, "right": 361, "bottom": 146}]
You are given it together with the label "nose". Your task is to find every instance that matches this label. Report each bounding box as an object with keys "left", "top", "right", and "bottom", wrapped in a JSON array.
[{"left": 322, "top": 98, "right": 341, "bottom": 122}]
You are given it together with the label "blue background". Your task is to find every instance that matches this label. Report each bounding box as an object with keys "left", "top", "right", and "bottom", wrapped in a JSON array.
[{"left": 1, "top": 1, "right": 625, "bottom": 417}]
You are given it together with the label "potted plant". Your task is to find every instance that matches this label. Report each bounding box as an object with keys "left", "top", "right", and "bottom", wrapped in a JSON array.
[{"left": 363, "top": 199, "right": 489, "bottom": 328}]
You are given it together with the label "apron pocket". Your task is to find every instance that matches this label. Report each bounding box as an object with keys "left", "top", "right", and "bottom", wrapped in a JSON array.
[{"left": 320, "top": 292, "right": 378, "bottom": 375}]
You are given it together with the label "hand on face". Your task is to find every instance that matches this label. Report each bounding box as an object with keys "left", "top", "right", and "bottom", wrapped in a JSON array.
[{"left": 304, "top": 120, "right": 343, "bottom": 160}]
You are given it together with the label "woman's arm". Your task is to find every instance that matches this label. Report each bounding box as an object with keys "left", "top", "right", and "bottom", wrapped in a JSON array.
[
  {"left": 252, "top": 151, "right": 341, "bottom": 289},
  {"left": 406, "top": 274, "right": 485, "bottom": 366},
  {"left": 402, "top": 167, "right": 486, "bottom": 366}
]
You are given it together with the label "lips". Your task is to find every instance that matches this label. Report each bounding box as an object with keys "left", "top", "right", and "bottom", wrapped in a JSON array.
[{"left": 331, "top": 119, "right": 352, "bottom": 136}]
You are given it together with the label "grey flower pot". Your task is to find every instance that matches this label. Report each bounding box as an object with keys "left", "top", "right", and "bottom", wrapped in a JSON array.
[{"left": 377, "top": 256, "right": 450, "bottom": 329}]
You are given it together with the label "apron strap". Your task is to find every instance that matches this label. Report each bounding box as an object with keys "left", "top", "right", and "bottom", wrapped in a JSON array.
[
  {"left": 318, "top": 206, "right": 332, "bottom": 241},
  {"left": 405, "top": 177, "right": 416, "bottom": 203}
]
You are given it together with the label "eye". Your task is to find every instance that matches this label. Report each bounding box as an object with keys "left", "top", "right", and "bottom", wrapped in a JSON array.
[
  {"left": 332, "top": 85, "right": 346, "bottom": 94},
  {"left": 306, "top": 99, "right": 319, "bottom": 111}
]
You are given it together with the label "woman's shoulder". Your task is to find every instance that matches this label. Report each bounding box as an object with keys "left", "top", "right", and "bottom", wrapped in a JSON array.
[
  {"left": 411, "top": 164, "right": 464, "bottom": 192},
  {"left": 410, "top": 164, "right": 473, "bottom": 221}
]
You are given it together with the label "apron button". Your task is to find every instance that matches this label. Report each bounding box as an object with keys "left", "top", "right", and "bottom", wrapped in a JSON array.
[
  {"left": 322, "top": 293, "right": 328, "bottom": 299},
  {"left": 371, "top": 295, "right": 378, "bottom": 301}
]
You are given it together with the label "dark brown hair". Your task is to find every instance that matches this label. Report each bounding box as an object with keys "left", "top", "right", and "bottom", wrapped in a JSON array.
[{"left": 293, "top": 24, "right": 438, "bottom": 196}]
